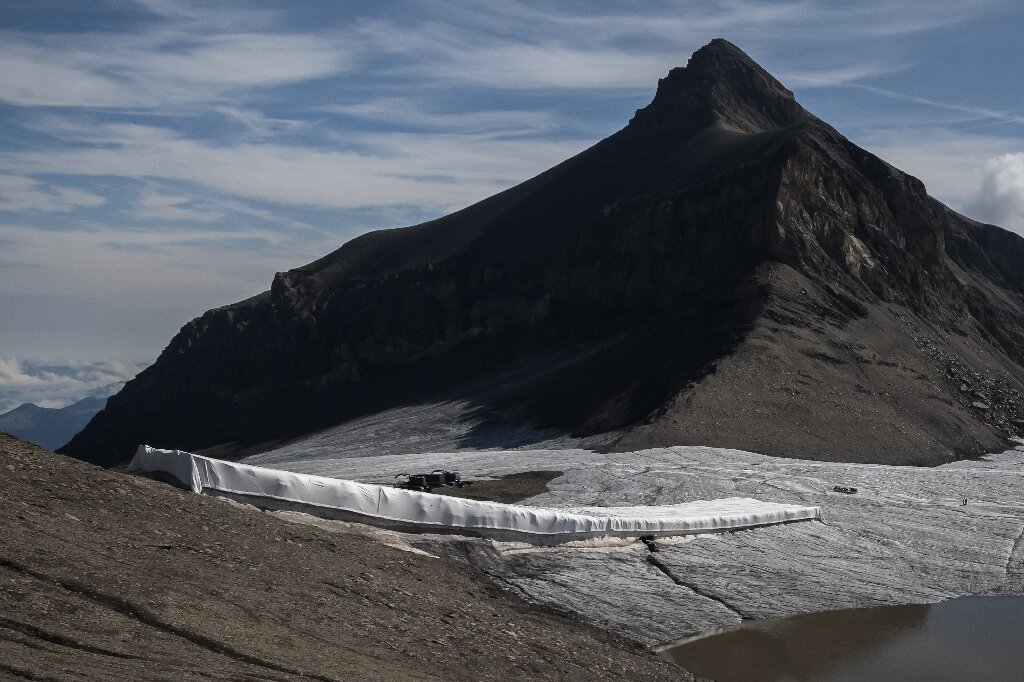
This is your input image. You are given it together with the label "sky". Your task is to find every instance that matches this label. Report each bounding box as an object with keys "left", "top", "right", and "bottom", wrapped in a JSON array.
[{"left": 0, "top": 0, "right": 1022, "bottom": 412}]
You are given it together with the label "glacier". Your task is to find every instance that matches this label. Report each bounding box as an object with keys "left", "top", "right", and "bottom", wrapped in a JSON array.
[{"left": 241, "top": 440, "right": 1024, "bottom": 647}]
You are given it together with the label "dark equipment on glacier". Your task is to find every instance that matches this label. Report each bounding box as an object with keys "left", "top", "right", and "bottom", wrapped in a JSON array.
[
  {"left": 639, "top": 535, "right": 660, "bottom": 552},
  {"left": 833, "top": 485, "right": 858, "bottom": 494},
  {"left": 395, "top": 470, "right": 472, "bottom": 493}
]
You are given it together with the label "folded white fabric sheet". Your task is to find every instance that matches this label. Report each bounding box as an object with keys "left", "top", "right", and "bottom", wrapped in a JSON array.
[{"left": 128, "top": 445, "right": 821, "bottom": 540}]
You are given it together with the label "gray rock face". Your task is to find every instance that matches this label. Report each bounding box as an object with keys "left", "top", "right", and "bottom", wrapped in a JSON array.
[{"left": 63, "top": 39, "right": 1024, "bottom": 467}]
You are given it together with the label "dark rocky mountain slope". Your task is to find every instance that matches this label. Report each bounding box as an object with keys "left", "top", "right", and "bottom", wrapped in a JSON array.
[{"left": 62, "top": 39, "right": 1024, "bottom": 467}]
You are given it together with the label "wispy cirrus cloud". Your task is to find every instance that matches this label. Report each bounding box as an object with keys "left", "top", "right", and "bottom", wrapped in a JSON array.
[
  {"left": 850, "top": 84, "right": 1024, "bottom": 128},
  {"left": 354, "top": 0, "right": 994, "bottom": 93},
  {"left": 0, "top": 32, "right": 354, "bottom": 109},
  {"left": 129, "top": 189, "right": 224, "bottom": 224},
  {"left": 0, "top": 221, "right": 332, "bottom": 297},
  {"left": 321, "top": 99, "right": 557, "bottom": 135},
  {"left": 4, "top": 119, "right": 589, "bottom": 213},
  {"left": 782, "top": 63, "right": 912, "bottom": 89},
  {"left": 0, "top": 174, "right": 105, "bottom": 213}
]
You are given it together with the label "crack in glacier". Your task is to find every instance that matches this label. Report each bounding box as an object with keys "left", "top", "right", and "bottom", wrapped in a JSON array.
[
  {"left": 1005, "top": 524, "right": 1024, "bottom": 580},
  {"left": 645, "top": 554, "right": 746, "bottom": 619}
]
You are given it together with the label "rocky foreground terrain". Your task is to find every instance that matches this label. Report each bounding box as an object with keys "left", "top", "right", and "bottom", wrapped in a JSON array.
[
  {"left": 0, "top": 434, "right": 692, "bottom": 681},
  {"left": 64, "top": 39, "right": 1024, "bottom": 468}
]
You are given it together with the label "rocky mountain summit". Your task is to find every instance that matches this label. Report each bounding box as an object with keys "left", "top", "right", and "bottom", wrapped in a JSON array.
[{"left": 63, "top": 39, "right": 1024, "bottom": 467}]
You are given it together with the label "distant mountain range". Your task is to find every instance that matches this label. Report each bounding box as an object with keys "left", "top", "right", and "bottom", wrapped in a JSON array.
[
  {"left": 0, "top": 394, "right": 108, "bottom": 451},
  {"left": 63, "top": 39, "right": 1024, "bottom": 467}
]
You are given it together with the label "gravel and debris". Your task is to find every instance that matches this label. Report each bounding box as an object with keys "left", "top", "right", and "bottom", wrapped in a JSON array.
[{"left": 0, "top": 433, "right": 695, "bottom": 681}]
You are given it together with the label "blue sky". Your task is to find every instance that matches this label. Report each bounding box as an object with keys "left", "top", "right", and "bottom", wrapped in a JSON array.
[{"left": 0, "top": 0, "right": 1022, "bottom": 411}]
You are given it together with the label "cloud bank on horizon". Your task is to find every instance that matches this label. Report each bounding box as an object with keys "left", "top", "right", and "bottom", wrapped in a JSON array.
[
  {"left": 0, "top": 357, "right": 145, "bottom": 413},
  {"left": 0, "top": 0, "right": 1021, "bottom": 408}
]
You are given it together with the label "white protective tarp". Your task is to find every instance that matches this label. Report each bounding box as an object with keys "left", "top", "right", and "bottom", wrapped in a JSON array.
[{"left": 127, "top": 445, "right": 821, "bottom": 540}]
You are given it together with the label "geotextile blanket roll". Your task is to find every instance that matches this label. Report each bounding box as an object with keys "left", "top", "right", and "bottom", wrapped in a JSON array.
[{"left": 128, "top": 445, "right": 821, "bottom": 541}]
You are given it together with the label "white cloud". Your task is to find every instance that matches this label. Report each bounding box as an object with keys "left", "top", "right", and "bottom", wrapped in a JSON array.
[
  {"left": 416, "top": 0, "right": 952, "bottom": 55},
  {"left": 352, "top": 0, "right": 992, "bottom": 94},
  {"left": 0, "top": 357, "right": 145, "bottom": 413},
  {"left": 5, "top": 119, "right": 590, "bottom": 213},
  {"left": 321, "top": 99, "right": 556, "bottom": 134},
  {"left": 812, "top": 0, "right": 1006, "bottom": 37},
  {"left": 856, "top": 127, "right": 1014, "bottom": 206},
  {"left": 131, "top": 190, "right": 224, "bottom": 224},
  {"left": 0, "top": 31, "right": 353, "bottom": 109},
  {"left": 967, "top": 153, "right": 1024, "bottom": 233},
  {"left": 144, "top": 33, "right": 348, "bottom": 87},
  {"left": 213, "top": 106, "right": 310, "bottom": 138},
  {"left": 0, "top": 52, "right": 138, "bottom": 108},
  {"left": 406, "top": 42, "right": 684, "bottom": 90},
  {"left": 354, "top": 17, "right": 693, "bottom": 91},
  {"left": 0, "top": 174, "right": 105, "bottom": 213},
  {"left": 782, "top": 63, "right": 909, "bottom": 89},
  {"left": 851, "top": 84, "right": 1024, "bottom": 128},
  {"left": 853, "top": 127, "right": 1024, "bottom": 234},
  {"left": 0, "top": 221, "right": 334, "bottom": 298}
]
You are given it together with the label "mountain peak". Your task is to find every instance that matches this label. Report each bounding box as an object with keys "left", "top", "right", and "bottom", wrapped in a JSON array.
[
  {"left": 631, "top": 39, "right": 802, "bottom": 133},
  {"left": 62, "top": 40, "right": 1024, "bottom": 468},
  {"left": 689, "top": 38, "right": 764, "bottom": 66}
]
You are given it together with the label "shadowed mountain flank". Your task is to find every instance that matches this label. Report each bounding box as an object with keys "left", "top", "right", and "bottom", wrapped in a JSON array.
[{"left": 62, "top": 39, "right": 1024, "bottom": 467}]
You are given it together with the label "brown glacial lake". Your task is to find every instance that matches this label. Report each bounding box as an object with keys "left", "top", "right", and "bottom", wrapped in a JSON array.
[{"left": 661, "top": 597, "right": 1024, "bottom": 681}]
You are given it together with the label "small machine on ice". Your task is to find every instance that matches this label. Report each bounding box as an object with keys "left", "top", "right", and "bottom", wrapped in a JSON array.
[{"left": 395, "top": 470, "right": 471, "bottom": 493}]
